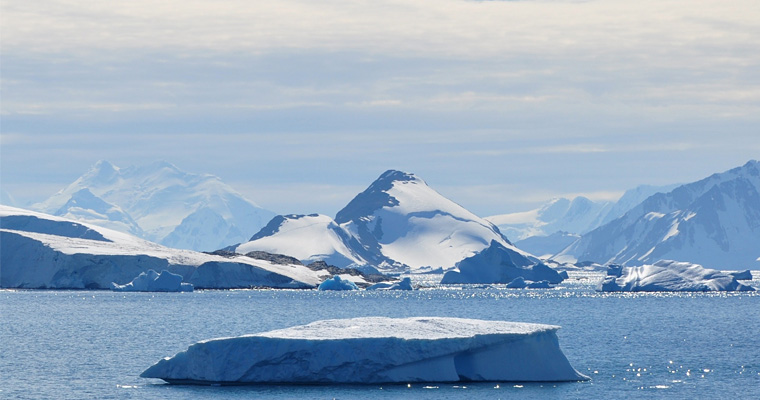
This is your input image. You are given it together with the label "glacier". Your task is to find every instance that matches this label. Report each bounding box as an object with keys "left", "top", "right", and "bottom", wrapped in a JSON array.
[
  {"left": 140, "top": 317, "right": 588, "bottom": 384},
  {"left": 599, "top": 260, "right": 755, "bottom": 292},
  {"left": 0, "top": 205, "right": 322, "bottom": 289},
  {"left": 111, "top": 269, "right": 193, "bottom": 292}
]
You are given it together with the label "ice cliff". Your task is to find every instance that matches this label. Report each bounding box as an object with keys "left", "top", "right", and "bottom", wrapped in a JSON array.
[
  {"left": 599, "top": 260, "right": 755, "bottom": 292},
  {"left": 141, "top": 317, "right": 588, "bottom": 384}
]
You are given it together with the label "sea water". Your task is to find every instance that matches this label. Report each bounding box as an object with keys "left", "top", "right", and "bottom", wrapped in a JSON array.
[{"left": 1, "top": 272, "right": 759, "bottom": 399}]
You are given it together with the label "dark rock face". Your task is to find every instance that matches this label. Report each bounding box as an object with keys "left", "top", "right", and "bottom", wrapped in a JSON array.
[{"left": 244, "top": 251, "right": 303, "bottom": 265}]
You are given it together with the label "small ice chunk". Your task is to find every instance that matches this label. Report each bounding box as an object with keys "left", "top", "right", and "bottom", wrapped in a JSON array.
[
  {"left": 317, "top": 275, "right": 359, "bottom": 291},
  {"left": 367, "top": 277, "right": 414, "bottom": 291}
]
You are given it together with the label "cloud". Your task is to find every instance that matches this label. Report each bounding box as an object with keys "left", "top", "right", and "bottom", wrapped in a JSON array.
[{"left": 2, "top": 0, "right": 759, "bottom": 216}]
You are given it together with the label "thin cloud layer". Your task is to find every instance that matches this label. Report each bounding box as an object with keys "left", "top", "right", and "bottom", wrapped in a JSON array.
[{"left": 1, "top": 0, "right": 758, "bottom": 215}]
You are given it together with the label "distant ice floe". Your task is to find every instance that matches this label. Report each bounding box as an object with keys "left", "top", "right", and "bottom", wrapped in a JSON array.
[
  {"left": 506, "top": 277, "right": 552, "bottom": 289},
  {"left": 366, "top": 277, "right": 414, "bottom": 291},
  {"left": 111, "top": 269, "right": 193, "bottom": 292},
  {"left": 317, "top": 275, "right": 359, "bottom": 291},
  {"left": 141, "top": 317, "right": 588, "bottom": 384},
  {"left": 599, "top": 260, "right": 755, "bottom": 292}
]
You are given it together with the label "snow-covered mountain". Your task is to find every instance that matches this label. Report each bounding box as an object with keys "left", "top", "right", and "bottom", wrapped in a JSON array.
[
  {"left": 31, "top": 160, "right": 275, "bottom": 252},
  {"left": 487, "top": 184, "right": 678, "bottom": 242},
  {"left": 514, "top": 231, "right": 580, "bottom": 258},
  {"left": 487, "top": 197, "right": 612, "bottom": 241},
  {"left": 1, "top": 188, "right": 17, "bottom": 207},
  {"left": 486, "top": 184, "right": 679, "bottom": 258},
  {"left": 54, "top": 188, "right": 145, "bottom": 237},
  {"left": 0, "top": 205, "right": 321, "bottom": 289},
  {"left": 235, "top": 170, "right": 536, "bottom": 274},
  {"left": 232, "top": 214, "right": 369, "bottom": 268},
  {"left": 554, "top": 160, "right": 760, "bottom": 270},
  {"left": 335, "top": 170, "right": 532, "bottom": 273}
]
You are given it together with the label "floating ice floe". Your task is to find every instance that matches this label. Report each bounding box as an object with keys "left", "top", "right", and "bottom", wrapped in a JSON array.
[
  {"left": 141, "top": 317, "right": 588, "bottom": 384},
  {"left": 599, "top": 260, "right": 755, "bottom": 292},
  {"left": 506, "top": 277, "right": 551, "bottom": 289},
  {"left": 317, "top": 275, "right": 359, "bottom": 291},
  {"left": 366, "top": 277, "right": 414, "bottom": 291},
  {"left": 111, "top": 269, "right": 193, "bottom": 292}
]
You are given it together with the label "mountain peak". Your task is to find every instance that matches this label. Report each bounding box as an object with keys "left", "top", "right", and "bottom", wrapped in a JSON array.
[
  {"left": 376, "top": 170, "right": 420, "bottom": 184},
  {"left": 335, "top": 170, "right": 423, "bottom": 224},
  {"left": 84, "top": 160, "right": 120, "bottom": 185}
]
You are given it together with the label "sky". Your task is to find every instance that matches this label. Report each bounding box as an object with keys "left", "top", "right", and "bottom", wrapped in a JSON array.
[{"left": 1, "top": 0, "right": 759, "bottom": 217}]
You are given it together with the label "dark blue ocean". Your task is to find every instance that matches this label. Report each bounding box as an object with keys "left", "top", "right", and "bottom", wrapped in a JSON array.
[{"left": 2, "top": 272, "right": 759, "bottom": 399}]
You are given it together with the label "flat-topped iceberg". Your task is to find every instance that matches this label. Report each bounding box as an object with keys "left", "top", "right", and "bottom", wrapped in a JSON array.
[
  {"left": 141, "top": 317, "right": 588, "bottom": 384},
  {"left": 111, "top": 269, "right": 193, "bottom": 292},
  {"left": 599, "top": 260, "right": 755, "bottom": 292}
]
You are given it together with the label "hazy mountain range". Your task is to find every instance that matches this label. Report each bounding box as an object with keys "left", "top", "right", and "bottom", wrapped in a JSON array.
[
  {"left": 29, "top": 160, "right": 275, "bottom": 252},
  {"left": 7, "top": 159, "right": 759, "bottom": 270}
]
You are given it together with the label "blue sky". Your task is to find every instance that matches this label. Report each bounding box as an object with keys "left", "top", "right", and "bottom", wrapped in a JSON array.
[{"left": 1, "top": 0, "right": 759, "bottom": 217}]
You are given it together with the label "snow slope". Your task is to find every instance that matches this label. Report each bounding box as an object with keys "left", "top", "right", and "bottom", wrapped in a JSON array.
[
  {"left": 599, "top": 260, "right": 755, "bottom": 292},
  {"left": 54, "top": 188, "right": 145, "bottom": 238},
  {"left": 233, "top": 170, "right": 537, "bottom": 275},
  {"left": 233, "top": 214, "right": 368, "bottom": 268},
  {"left": 0, "top": 206, "right": 320, "bottom": 289},
  {"left": 514, "top": 231, "right": 580, "bottom": 258},
  {"left": 487, "top": 184, "right": 677, "bottom": 245},
  {"left": 335, "top": 170, "right": 533, "bottom": 273},
  {"left": 141, "top": 317, "right": 588, "bottom": 384},
  {"left": 555, "top": 160, "right": 760, "bottom": 270},
  {"left": 32, "top": 160, "right": 275, "bottom": 251}
]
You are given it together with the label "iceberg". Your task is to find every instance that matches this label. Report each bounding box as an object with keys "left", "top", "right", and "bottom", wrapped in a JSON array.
[
  {"left": 599, "top": 260, "right": 755, "bottom": 292},
  {"left": 366, "top": 277, "right": 414, "bottom": 291},
  {"left": 317, "top": 275, "right": 359, "bottom": 291},
  {"left": 441, "top": 241, "right": 564, "bottom": 285},
  {"left": 111, "top": 269, "right": 193, "bottom": 292},
  {"left": 141, "top": 317, "right": 588, "bottom": 384},
  {"left": 506, "top": 277, "right": 552, "bottom": 289},
  {"left": 729, "top": 270, "right": 753, "bottom": 280}
]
